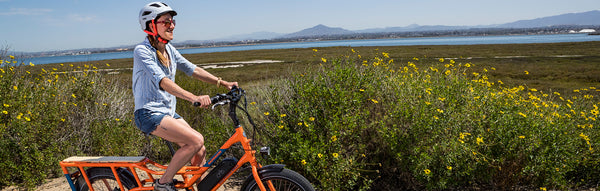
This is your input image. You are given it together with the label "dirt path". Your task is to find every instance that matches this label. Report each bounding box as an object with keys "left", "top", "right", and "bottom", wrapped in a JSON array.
[
  {"left": 1, "top": 177, "right": 68, "bottom": 191},
  {"left": 2, "top": 176, "right": 240, "bottom": 191}
]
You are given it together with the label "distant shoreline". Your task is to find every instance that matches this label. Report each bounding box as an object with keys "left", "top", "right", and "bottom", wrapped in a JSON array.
[{"left": 16, "top": 33, "right": 600, "bottom": 65}]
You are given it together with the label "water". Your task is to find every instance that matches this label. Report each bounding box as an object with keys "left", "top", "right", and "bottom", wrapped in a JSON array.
[{"left": 26, "top": 34, "right": 600, "bottom": 65}]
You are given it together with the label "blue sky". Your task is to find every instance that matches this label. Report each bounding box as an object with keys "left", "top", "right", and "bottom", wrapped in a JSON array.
[{"left": 1, "top": 0, "right": 598, "bottom": 52}]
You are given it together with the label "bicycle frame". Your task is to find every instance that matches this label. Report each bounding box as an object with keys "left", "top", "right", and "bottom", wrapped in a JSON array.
[{"left": 60, "top": 124, "right": 271, "bottom": 191}]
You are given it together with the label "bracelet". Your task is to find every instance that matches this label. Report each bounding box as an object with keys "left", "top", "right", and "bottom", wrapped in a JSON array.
[{"left": 216, "top": 77, "right": 222, "bottom": 88}]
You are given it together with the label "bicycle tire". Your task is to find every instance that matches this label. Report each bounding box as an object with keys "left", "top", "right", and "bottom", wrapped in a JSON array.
[
  {"left": 75, "top": 167, "right": 138, "bottom": 191},
  {"left": 240, "top": 168, "right": 315, "bottom": 191}
]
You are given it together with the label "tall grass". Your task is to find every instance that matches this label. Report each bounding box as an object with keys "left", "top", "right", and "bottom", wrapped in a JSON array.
[{"left": 252, "top": 49, "right": 599, "bottom": 190}]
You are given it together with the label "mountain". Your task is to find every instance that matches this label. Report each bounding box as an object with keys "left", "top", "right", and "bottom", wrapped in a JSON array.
[
  {"left": 355, "top": 24, "right": 474, "bottom": 33},
  {"left": 498, "top": 10, "right": 600, "bottom": 28},
  {"left": 215, "top": 31, "right": 285, "bottom": 41},
  {"left": 281, "top": 24, "right": 355, "bottom": 38},
  {"left": 195, "top": 10, "right": 600, "bottom": 42}
]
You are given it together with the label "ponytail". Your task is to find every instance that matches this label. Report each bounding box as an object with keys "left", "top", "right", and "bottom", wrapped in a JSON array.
[{"left": 147, "top": 35, "right": 169, "bottom": 67}]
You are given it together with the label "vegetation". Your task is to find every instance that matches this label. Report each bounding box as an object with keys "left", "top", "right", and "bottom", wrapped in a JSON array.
[
  {"left": 0, "top": 41, "right": 599, "bottom": 190},
  {"left": 251, "top": 50, "right": 599, "bottom": 190}
]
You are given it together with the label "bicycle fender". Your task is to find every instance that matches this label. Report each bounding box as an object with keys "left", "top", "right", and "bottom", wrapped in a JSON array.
[
  {"left": 116, "top": 167, "right": 139, "bottom": 189},
  {"left": 257, "top": 164, "right": 285, "bottom": 175}
]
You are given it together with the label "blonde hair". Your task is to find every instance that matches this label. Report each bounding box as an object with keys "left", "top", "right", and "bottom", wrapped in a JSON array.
[{"left": 147, "top": 35, "right": 169, "bottom": 67}]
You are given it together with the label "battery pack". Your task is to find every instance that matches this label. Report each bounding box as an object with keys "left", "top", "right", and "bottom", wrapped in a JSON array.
[{"left": 197, "top": 157, "right": 238, "bottom": 191}]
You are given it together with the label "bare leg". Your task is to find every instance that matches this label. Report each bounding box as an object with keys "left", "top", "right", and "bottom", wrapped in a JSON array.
[{"left": 151, "top": 116, "right": 205, "bottom": 184}]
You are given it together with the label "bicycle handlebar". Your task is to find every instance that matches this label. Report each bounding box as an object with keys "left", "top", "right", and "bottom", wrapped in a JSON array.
[{"left": 193, "top": 86, "right": 243, "bottom": 109}]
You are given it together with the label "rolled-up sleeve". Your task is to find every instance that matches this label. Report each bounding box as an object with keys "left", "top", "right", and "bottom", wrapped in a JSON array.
[
  {"left": 134, "top": 46, "right": 166, "bottom": 88},
  {"left": 170, "top": 45, "right": 197, "bottom": 76}
]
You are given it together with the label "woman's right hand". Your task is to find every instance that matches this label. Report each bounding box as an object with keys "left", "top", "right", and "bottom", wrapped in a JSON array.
[{"left": 193, "top": 95, "right": 211, "bottom": 108}]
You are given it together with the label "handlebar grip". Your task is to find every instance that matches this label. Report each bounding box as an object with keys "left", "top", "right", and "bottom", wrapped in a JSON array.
[{"left": 193, "top": 94, "right": 224, "bottom": 107}]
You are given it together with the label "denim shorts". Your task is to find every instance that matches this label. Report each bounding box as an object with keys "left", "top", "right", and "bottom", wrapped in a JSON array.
[{"left": 134, "top": 109, "right": 181, "bottom": 135}]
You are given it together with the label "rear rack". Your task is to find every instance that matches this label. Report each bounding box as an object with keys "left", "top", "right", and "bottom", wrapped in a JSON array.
[{"left": 60, "top": 156, "right": 206, "bottom": 191}]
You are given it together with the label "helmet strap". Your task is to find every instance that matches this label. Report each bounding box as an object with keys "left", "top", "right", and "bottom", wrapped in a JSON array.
[{"left": 143, "top": 20, "right": 169, "bottom": 44}]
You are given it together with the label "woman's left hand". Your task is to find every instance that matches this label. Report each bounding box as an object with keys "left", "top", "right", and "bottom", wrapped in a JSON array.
[{"left": 222, "top": 81, "right": 238, "bottom": 90}]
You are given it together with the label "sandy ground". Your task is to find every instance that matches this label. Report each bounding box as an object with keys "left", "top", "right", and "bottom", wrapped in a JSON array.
[{"left": 2, "top": 175, "right": 241, "bottom": 191}]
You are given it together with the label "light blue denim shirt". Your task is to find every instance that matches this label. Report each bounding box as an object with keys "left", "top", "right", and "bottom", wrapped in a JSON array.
[{"left": 132, "top": 38, "right": 197, "bottom": 116}]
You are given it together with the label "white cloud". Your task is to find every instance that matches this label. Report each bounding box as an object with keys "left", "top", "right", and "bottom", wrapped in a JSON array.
[
  {"left": 68, "top": 14, "right": 97, "bottom": 22},
  {"left": 0, "top": 8, "right": 53, "bottom": 16}
]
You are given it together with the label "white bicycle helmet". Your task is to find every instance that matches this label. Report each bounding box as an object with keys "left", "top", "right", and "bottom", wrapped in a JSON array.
[{"left": 138, "top": 2, "right": 177, "bottom": 31}]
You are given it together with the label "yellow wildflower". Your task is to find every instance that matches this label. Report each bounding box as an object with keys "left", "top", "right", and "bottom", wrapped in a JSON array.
[
  {"left": 424, "top": 169, "right": 431, "bottom": 175},
  {"left": 309, "top": 117, "right": 315, "bottom": 121},
  {"left": 321, "top": 58, "right": 327, "bottom": 63},
  {"left": 332, "top": 153, "right": 339, "bottom": 158},
  {"left": 280, "top": 114, "right": 286, "bottom": 117},
  {"left": 371, "top": 99, "right": 378, "bottom": 103},
  {"left": 278, "top": 125, "right": 284, "bottom": 129},
  {"left": 331, "top": 135, "right": 337, "bottom": 142},
  {"left": 301, "top": 160, "right": 306, "bottom": 165},
  {"left": 382, "top": 52, "right": 389, "bottom": 58},
  {"left": 524, "top": 71, "right": 529, "bottom": 75},
  {"left": 476, "top": 137, "right": 484, "bottom": 145},
  {"left": 439, "top": 58, "right": 445, "bottom": 63},
  {"left": 264, "top": 112, "right": 270, "bottom": 116},
  {"left": 318, "top": 153, "right": 323, "bottom": 158}
]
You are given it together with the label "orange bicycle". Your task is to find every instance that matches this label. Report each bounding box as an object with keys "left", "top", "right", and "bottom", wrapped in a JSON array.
[{"left": 60, "top": 86, "right": 315, "bottom": 191}]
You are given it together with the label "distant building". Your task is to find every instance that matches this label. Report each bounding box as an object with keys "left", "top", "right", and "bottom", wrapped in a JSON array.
[{"left": 579, "top": 29, "right": 596, "bottom": 33}]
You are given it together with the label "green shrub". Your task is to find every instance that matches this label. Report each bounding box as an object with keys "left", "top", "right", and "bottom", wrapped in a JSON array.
[
  {"left": 0, "top": 58, "right": 142, "bottom": 189},
  {"left": 252, "top": 50, "right": 599, "bottom": 190}
]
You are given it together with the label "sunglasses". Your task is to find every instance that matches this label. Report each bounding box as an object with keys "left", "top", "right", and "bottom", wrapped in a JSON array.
[{"left": 155, "top": 19, "right": 176, "bottom": 27}]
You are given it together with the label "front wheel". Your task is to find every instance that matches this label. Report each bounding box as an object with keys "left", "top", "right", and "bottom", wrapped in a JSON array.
[{"left": 240, "top": 168, "right": 314, "bottom": 191}]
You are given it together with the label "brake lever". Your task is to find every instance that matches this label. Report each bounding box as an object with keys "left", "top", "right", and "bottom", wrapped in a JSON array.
[{"left": 211, "top": 100, "right": 230, "bottom": 110}]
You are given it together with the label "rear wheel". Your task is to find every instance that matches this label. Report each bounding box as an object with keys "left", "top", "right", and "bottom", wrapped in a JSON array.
[
  {"left": 75, "top": 167, "right": 138, "bottom": 191},
  {"left": 241, "top": 168, "right": 314, "bottom": 191}
]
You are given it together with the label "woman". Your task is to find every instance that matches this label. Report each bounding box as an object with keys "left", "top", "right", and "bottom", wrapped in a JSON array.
[{"left": 133, "top": 2, "right": 237, "bottom": 191}]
